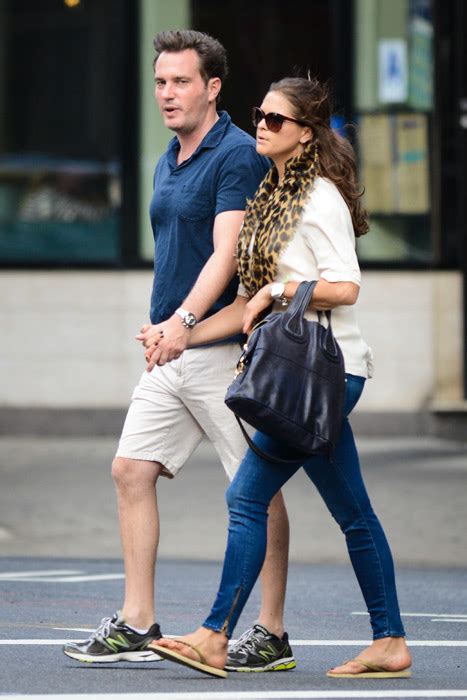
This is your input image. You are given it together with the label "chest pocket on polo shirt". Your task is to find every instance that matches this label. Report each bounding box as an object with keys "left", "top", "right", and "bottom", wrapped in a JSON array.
[{"left": 178, "top": 185, "right": 212, "bottom": 221}]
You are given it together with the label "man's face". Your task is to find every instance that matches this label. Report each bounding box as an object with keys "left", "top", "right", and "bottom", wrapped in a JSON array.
[{"left": 154, "top": 49, "right": 215, "bottom": 134}]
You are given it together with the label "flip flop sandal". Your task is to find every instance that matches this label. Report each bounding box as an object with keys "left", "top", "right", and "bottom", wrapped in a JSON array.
[
  {"left": 326, "top": 657, "right": 412, "bottom": 679},
  {"left": 148, "top": 640, "right": 227, "bottom": 679}
]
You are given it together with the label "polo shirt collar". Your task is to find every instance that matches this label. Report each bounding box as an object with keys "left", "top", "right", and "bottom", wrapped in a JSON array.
[{"left": 167, "top": 111, "right": 231, "bottom": 169}]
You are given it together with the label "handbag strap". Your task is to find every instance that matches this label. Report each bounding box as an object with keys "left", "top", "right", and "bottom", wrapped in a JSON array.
[
  {"left": 234, "top": 415, "right": 310, "bottom": 465},
  {"left": 282, "top": 280, "right": 319, "bottom": 339}
]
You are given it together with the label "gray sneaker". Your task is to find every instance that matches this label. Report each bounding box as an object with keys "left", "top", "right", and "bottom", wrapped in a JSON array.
[
  {"left": 63, "top": 611, "right": 162, "bottom": 663},
  {"left": 226, "top": 623, "right": 296, "bottom": 672}
]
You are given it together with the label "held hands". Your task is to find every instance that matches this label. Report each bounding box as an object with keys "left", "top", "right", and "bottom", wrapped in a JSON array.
[
  {"left": 242, "top": 284, "right": 274, "bottom": 334},
  {"left": 136, "top": 314, "right": 191, "bottom": 371},
  {"left": 137, "top": 284, "right": 275, "bottom": 369}
]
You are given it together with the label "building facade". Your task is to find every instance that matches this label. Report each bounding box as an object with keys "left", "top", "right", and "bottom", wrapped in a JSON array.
[{"left": 0, "top": 0, "right": 466, "bottom": 435}]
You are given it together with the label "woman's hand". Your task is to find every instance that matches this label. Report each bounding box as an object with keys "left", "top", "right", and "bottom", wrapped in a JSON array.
[{"left": 242, "top": 284, "right": 274, "bottom": 334}]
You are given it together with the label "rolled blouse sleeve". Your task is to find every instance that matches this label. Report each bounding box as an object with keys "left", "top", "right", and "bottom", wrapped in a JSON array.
[
  {"left": 300, "top": 181, "right": 361, "bottom": 286},
  {"left": 237, "top": 280, "right": 249, "bottom": 298}
]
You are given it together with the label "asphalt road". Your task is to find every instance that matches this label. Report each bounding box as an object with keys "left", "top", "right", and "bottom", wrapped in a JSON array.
[
  {"left": 0, "top": 433, "right": 466, "bottom": 698},
  {"left": 0, "top": 557, "right": 467, "bottom": 698}
]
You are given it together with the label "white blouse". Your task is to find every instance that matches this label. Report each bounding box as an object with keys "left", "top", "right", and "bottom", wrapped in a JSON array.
[{"left": 238, "top": 177, "right": 374, "bottom": 379}]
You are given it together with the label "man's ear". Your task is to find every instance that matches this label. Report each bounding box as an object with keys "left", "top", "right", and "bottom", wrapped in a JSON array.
[{"left": 208, "top": 77, "right": 222, "bottom": 103}]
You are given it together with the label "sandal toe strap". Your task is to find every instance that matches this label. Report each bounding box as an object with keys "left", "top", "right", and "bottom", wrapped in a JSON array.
[
  {"left": 352, "top": 657, "right": 385, "bottom": 673},
  {"left": 174, "top": 639, "right": 206, "bottom": 665}
]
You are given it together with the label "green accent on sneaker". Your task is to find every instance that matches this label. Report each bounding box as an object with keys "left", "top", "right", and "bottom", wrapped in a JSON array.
[
  {"left": 226, "top": 623, "right": 296, "bottom": 672},
  {"left": 105, "top": 633, "right": 131, "bottom": 652},
  {"left": 62, "top": 612, "right": 162, "bottom": 664}
]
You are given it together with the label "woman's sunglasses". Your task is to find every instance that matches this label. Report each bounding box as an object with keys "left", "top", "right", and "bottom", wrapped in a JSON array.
[{"left": 252, "top": 106, "right": 311, "bottom": 133}]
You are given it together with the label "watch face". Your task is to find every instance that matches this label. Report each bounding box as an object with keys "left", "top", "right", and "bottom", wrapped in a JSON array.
[{"left": 184, "top": 312, "right": 197, "bottom": 328}]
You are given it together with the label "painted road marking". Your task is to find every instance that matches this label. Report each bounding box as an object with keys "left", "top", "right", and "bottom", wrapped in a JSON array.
[
  {"left": 2, "top": 690, "right": 467, "bottom": 699},
  {"left": 0, "top": 570, "right": 83, "bottom": 579},
  {"left": 431, "top": 619, "right": 467, "bottom": 623},
  {"left": 352, "top": 612, "right": 467, "bottom": 619},
  {"left": 53, "top": 627, "right": 95, "bottom": 632},
  {"left": 2, "top": 638, "right": 467, "bottom": 647},
  {"left": 4, "top": 574, "right": 126, "bottom": 582},
  {"left": 0, "top": 572, "right": 125, "bottom": 583},
  {"left": 288, "top": 641, "right": 467, "bottom": 647},
  {"left": 0, "top": 640, "right": 84, "bottom": 645}
]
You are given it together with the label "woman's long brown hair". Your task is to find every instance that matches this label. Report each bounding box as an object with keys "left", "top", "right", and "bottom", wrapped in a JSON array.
[{"left": 270, "top": 77, "right": 369, "bottom": 237}]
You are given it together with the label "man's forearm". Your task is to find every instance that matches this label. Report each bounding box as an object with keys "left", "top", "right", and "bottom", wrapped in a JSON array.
[
  {"left": 181, "top": 249, "right": 237, "bottom": 321},
  {"left": 142, "top": 209, "right": 244, "bottom": 368}
]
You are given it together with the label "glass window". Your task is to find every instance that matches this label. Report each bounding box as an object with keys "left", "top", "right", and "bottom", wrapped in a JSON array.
[
  {"left": 0, "top": 0, "right": 127, "bottom": 264},
  {"left": 353, "top": 0, "right": 434, "bottom": 263}
]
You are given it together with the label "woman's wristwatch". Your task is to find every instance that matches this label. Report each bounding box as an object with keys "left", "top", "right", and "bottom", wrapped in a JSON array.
[{"left": 270, "top": 282, "right": 289, "bottom": 306}]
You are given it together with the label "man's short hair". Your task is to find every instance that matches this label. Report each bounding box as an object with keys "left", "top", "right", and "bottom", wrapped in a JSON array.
[{"left": 153, "top": 29, "right": 229, "bottom": 86}]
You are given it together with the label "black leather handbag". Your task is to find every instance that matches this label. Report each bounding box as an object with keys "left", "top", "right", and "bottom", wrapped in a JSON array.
[{"left": 225, "top": 280, "right": 346, "bottom": 464}]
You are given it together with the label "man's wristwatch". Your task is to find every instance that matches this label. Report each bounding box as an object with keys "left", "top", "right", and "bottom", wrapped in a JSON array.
[
  {"left": 270, "top": 282, "right": 289, "bottom": 307},
  {"left": 175, "top": 307, "right": 197, "bottom": 329}
]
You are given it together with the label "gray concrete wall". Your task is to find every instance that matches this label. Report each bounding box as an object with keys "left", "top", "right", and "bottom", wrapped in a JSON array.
[{"left": 0, "top": 270, "right": 463, "bottom": 417}]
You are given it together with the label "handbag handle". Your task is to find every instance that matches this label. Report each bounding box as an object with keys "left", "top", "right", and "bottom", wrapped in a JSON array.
[
  {"left": 234, "top": 415, "right": 310, "bottom": 465},
  {"left": 281, "top": 280, "right": 317, "bottom": 340},
  {"left": 282, "top": 282, "right": 339, "bottom": 361}
]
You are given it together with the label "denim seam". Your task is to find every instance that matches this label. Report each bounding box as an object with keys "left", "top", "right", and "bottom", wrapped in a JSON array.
[
  {"left": 333, "top": 446, "right": 392, "bottom": 639},
  {"left": 205, "top": 514, "right": 261, "bottom": 637},
  {"left": 233, "top": 509, "right": 261, "bottom": 636}
]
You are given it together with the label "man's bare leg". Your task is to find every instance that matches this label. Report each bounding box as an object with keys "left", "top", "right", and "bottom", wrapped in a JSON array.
[
  {"left": 113, "top": 458, "right": 289, "bottom": 636},
  {"left": 112, "top": 456, "right": 163, "bottom": 629},
  {"left": 257, "top": 490, "right": 289, "bottom": 638}
]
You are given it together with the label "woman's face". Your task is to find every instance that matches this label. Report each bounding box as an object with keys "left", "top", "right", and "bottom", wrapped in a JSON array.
[{"left": 255, "top": 91, "right": 311, "bottom": 162}]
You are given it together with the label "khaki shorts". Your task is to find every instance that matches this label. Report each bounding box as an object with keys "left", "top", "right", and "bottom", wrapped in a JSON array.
[{"left": 115, "top": 344, "right": 246, "bottom": 480}]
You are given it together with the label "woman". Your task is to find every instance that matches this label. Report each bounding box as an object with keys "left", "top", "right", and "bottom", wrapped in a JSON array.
[{"left": 148, "top": 77, "right": 412, "bottom": 679}]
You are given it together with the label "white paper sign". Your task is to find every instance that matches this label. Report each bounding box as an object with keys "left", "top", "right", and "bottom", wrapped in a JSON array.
[{"left": 379, "top": 39, "right": 408, "bottom": 104}]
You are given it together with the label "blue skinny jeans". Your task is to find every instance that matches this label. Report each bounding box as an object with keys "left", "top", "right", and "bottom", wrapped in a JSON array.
[{"left": 203, "top": 374, "right": 406, "bottom": 640}]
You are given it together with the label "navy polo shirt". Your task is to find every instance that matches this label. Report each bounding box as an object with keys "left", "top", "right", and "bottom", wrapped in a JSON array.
[{"left": 149, "top": 111, "right": 269, "bottom": 328}]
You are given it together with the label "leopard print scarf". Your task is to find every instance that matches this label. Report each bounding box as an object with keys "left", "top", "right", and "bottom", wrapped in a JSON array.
[{"left": 237, "top": 141, "right": 319, "bottom": 298}]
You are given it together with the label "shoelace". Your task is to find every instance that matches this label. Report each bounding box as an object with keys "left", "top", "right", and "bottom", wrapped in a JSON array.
[
  {"left": 86, "top": 615, "right": 115, "bottom": 643},
  {"left": 228, "top": 626, "right": 255, "bottom": 652},
  {"left": 240, "top": 633, "right": 267, "bottom": 656},
  {"left": 230, "top": 629, "right": 265, "bottom": 655}
]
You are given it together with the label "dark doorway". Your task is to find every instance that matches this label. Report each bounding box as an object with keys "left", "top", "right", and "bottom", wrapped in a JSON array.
[
  {"left": 435, "top": 0, "right": 467, "bottom": 396},
  {"left": 191, "top": 0, "right": 353, "bottom": 136},
  {"left": 455, "top": 0, "right": 467, "bottom": 397}
]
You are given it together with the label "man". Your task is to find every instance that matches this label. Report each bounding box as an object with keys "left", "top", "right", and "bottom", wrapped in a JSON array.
[{"left": 63, "top": 30, "right": 294, "bottom": 673}]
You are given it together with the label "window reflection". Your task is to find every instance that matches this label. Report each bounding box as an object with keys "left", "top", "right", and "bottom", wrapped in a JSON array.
[
  {"left": 354, "top": 0, "right": 433, "bottom": 263},
  {"left": 0, "top": 0, "right": 125, "bottom": 264}
]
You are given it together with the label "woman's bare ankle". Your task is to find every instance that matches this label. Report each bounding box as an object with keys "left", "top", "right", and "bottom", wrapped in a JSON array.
[
  {"left": 364, "top": 637, "right": 412, "bottom": 667},
  {"left": 180, "top": 627, "right": 228, "bottom": 668},
  {"left": 329, "top": 637, "right": 411, "bottom": 675},
  {"left": 198, "top": 627, "right": 228, "bottom": 650}
]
